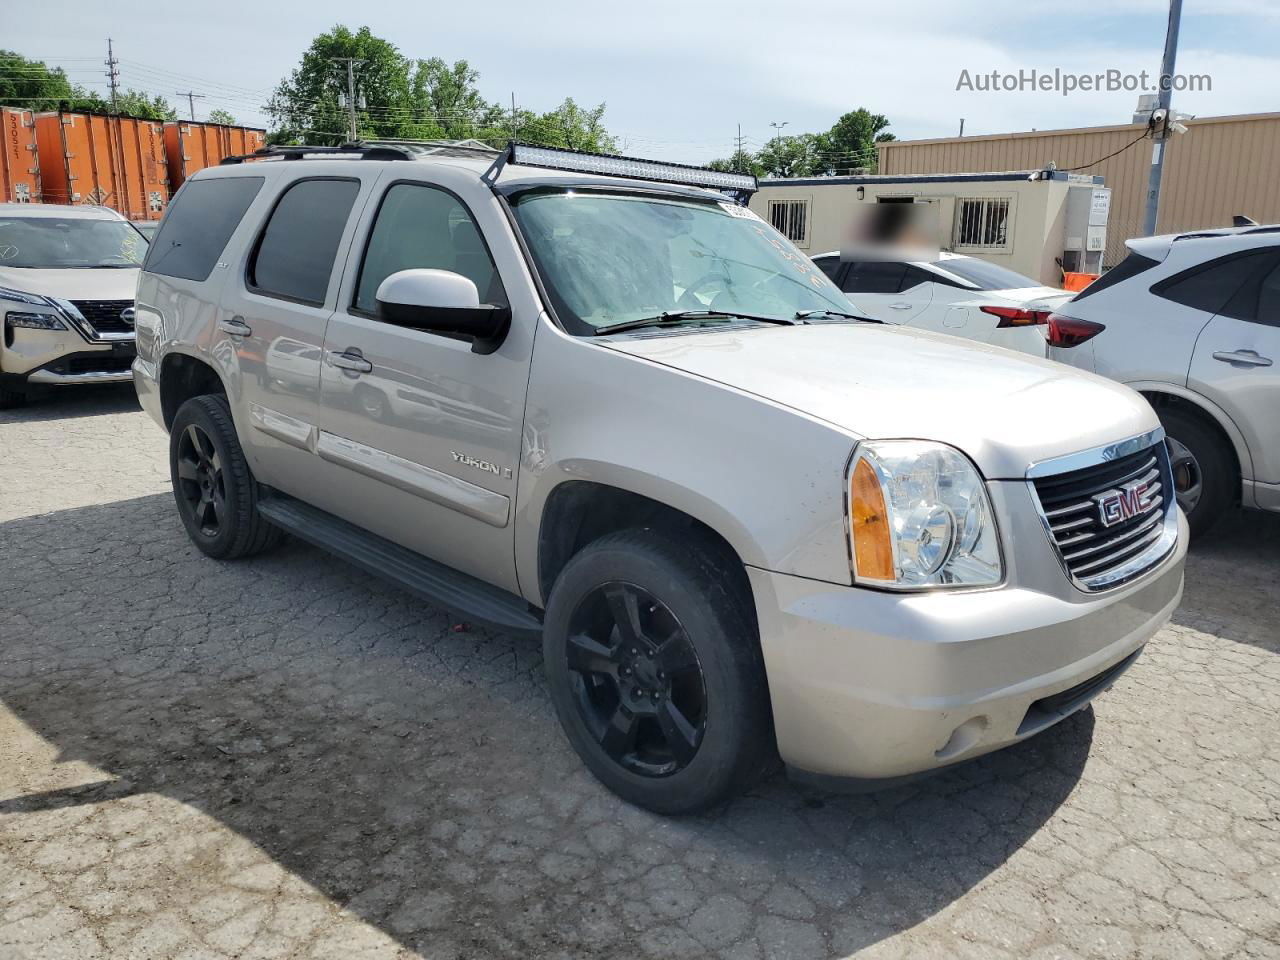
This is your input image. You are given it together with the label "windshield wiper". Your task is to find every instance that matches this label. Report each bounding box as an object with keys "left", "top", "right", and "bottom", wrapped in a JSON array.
[
  {"left": 593, "top": 310, "right": 797, "bottom": 336},
  {"left": 795, "top": 309, "right": 881, "bottom": 324}
]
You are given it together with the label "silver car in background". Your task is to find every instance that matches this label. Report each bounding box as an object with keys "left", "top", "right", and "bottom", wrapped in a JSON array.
[{"left": 1048, "top": 226, "right": 1279, "bottom": 535}]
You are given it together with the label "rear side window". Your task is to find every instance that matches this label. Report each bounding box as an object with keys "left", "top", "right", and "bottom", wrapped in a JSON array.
[
  {"left": 1220, "top": 253, "right": 1280, "bottom": 326},
  {"left": 1150, "top": 250, "right": 1272, "bottom": 316},
  {"left": 1073, "top": 252, "right": 1159, "bottom": 301},
  {"left": 353, "top": 182, "right": 506, "bottom": 314},
  {"left": 249, "top": 178, "right": 360, "bottom": 305},
  {"left": 899, "top": 265, "right": 934, "bottom": 291},
  {"left": 144, "top": 176, "right": 263, "bottom": 281},
  {"left": 843, "top": 261, "right": 906, "bottom": 294}
]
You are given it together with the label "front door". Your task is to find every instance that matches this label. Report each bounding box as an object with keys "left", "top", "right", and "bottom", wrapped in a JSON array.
[
  {"left": 314, "top": 179, "right": 529, "bottom": 592},
  {"left": 840, "top": 260, "right": 933, "bottom": 324},
  {"left": 1189, "top": 251, "right": 1280, "bottom": 484}
]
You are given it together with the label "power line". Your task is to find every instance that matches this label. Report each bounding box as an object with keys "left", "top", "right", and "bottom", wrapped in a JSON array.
[{"left": 175, "top": 90, "right": 206, "bottom": 121}]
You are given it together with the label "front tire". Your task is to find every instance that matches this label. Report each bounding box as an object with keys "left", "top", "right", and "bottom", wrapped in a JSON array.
[
  {"left": 543, "top": 529, "right": 772, "bottom": 815},
  {"left": 1158, "top": 407, "right": 1234, "bottom": 537},
  {"left": 169, "top": 395, "right": 282, "bottom": 560},
  {"left": 0, "top": 385, "right": 26, "bottom": 410}
]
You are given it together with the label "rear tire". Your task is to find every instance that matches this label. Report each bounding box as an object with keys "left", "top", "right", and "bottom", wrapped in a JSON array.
[
  {"left": 0, "top": 386, "right": 26, "bottom": 410},
  {"left": 543, "top": 528, "right": 772, "bottom": 815},
  {"left": 1158, "top": 406, "right": 1234, "bottom": 538},
  {"left": 170, "top": 395, "right": 282, "bottom": 560}
]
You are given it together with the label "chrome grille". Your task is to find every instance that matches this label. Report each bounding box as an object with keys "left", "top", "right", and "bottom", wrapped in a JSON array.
[
  {"left": 1031, "top": 440, "right": 1177, "bottom": 590},
  {"left": 70, "top": 299, "right": 134, "bottom": 336}
]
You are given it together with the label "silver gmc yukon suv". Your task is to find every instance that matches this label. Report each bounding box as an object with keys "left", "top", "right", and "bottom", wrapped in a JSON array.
[{"left": 134, "top": 141, "right": 1187, "bottom": 814}]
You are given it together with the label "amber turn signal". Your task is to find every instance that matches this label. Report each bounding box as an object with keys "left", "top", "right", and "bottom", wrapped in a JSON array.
[{"left": 850, "top": 458, "right": 894, "bottom": 581}]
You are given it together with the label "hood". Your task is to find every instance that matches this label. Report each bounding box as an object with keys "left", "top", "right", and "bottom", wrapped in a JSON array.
[
  {"left": 600, "top": 323, "right": 1157, "bottom": 479},
  {"left": 0, "top": 265, "right": 140, "bottom": 302}
]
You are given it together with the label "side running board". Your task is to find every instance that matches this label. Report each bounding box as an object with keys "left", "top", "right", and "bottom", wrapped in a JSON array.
[{"left": 257, "top": 493, "right": 544, "bottom": 637}]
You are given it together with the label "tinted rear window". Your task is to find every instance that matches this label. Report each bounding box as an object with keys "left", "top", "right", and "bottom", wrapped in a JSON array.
[
  {"left": 1072, "top": 252, "right": 1159, "bottom": 301},
  {"left": 1151, "top": 250, "right": 1273, "bottom": 316},
  {"left": 249, "top": 178, "right": 360, "bottom": 305},
  {"left": 145, "top": 177, "right": 263, "bottom": 281}
]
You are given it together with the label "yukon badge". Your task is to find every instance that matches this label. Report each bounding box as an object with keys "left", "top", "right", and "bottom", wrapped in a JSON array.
[
  {"left": 451, "top": 451, "right": 502, "bottom": 476},
  {"left": 1093, "top": 478, "right": 1155, "bottom": 527}
]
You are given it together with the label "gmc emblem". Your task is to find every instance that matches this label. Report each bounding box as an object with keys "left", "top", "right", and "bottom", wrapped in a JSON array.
[{"left": 1093, "top": 479, "right": 1155, "bottom": 527}]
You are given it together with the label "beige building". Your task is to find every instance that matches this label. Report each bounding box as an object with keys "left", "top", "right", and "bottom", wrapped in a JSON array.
[
  {"left": 751, "top": 170, "right": 1109, "bottom": 287},
  {"left": 876, "top": 111, "right": 1280, "bottom": 267}
]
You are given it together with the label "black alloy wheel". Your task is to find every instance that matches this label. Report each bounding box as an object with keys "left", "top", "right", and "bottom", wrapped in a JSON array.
[
  {"left": 175, "top": 422, "right": 226, "bottom": 537},
  {"left": 566, "top": 581, "right": 707, "bottom": 778}
]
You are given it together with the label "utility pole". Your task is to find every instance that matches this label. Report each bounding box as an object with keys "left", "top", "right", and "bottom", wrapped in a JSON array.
[
  {"left": 1143, "top": 0, "right": 1183, "bottom": 236},
  {"left": 104, "top": 38, "right": 120, "bottom": 112},
  {"left": 735, "top": 124, "right": 745, "bottom": 156},
  {"left": 769, "top": 121, "right": 788, "bottom": 138},
  {"left": 512, "top": 92, "right": 518, "bottom": 141},
  {"left": 175, "top": 91, "right": 205, "bottom": 122},
  {"left": 958, "top": 118, "right": 965, "bottom": 137},
  {"left": 331, "top": 58, "right": 365, "bottom": 142}
]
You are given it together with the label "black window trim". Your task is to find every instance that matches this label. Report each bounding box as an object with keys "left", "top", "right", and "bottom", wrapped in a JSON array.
[
  {"left": 1148, "top": 247, "right": 1276, "bottom": 314},
  {"left": 347, "top": 177, "right": 509, "bottom": 322},
  {"left": 244, "top": 175, "right": 363, "bottom": 309}
]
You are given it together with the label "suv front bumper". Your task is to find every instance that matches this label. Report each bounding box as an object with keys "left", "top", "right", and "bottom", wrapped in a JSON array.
[
  {"left": 749, "top": 508, "right": 1187, "bottom": 784},
  {"left": 2, "top": 321, "right": 136, "bottom": 390}
]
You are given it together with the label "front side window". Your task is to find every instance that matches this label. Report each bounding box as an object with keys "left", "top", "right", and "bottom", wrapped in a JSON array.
[
  {"left": 0, "top": 216, "right": 148, "bottom": 269},
  {"left": 843, "top": 261, "right": 906, "bottom": 294},
  {"left": 354, "top": 183, "right": 505, "bottom": 315},
  {"left": 146, "top": 177, "right": 262, "bottom": 281},
  {"left": 250, "top": 178, "right": 360, "bottom": 305},
  {"left": 510, "top": 191, "right": 850, "bottom": 334}
]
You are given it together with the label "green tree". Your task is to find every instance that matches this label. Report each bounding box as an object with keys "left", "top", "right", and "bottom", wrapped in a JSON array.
[
  {"left": 114, "top": 90, "right": 177, "bottom": 121},
  {"left": 707, "top": 150, "right": 764, "bottom": 177},
  {"left": 208, "top": 109, "right": 237, "bottom": 125},
  {"left": 515, "top": 98, "right": 616, "bottom": 152},
  {"left": 266, "top": 25, "right": 419, "bottom": 144},
  {"left": 408, "top": 58, "right": 503, "bottom": 141},
  {"left": 755, "top": 134, "right": 820, "bottom": 179},
  {"left": 813, "top": 108, "right": 894, "bottom": 175},
  {"left": 0, "top": 50, "right": 103, "bottom": 112}
]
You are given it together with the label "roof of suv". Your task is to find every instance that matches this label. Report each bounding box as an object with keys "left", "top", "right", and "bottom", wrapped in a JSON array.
[
  {"left": 209, "top": 144, "right": 738, "bottom": 205},
  {"left": 1127, "top": 223, "right": 1280, "bottom": 263},
  {"left": 0, "top": 202, "right": 127, "bottom": 220}
]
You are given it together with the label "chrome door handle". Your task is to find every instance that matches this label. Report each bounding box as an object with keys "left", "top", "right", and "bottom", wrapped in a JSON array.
[
  {"left": 1212, "top": 350, "right": 1273, "bottom": 368},
  {"left": 889, "top": 302, "right": 913, "bottom": 310},
  {"left": 326, "top": 350, "right": 373, "bottom": 374},
  {"left": 219, "top": 316, "right": 252, "bottom": 337}
]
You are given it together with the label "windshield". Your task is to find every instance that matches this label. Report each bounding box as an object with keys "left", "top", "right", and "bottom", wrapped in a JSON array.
[
  {"left": 931, "top": 257, "right": 1040, "bottom": 291},
  {"left": 0, "top": 216, "right": 148, "bottom": 269},
  {"left": 511, "top": 191, "right": 853, "bottom": 333}
]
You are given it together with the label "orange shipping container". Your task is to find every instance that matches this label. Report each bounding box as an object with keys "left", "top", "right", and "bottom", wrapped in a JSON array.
[
  {"left": 164, "top": 121, "right": 266, "bottom": 190},
  {"left": 1, "top": 107, "right": 40, "bottom": 203},
  {"left": 34, "top": 111, "right": 169, "bottom": 220}
]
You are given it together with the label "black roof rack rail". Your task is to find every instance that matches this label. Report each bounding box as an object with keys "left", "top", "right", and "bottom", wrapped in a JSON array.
[{"left": 220, "top": 142, "right": 413, "bottom": 165}]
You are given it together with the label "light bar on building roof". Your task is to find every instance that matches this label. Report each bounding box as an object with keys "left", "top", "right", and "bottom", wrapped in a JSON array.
[{"left": 506, "top": 143, "right": 758, "bottom": 196}]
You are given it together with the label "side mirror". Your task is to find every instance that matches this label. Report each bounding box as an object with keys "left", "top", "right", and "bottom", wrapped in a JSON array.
[{"left": 375, "top": 269, "right": 511, "bottom": 354}]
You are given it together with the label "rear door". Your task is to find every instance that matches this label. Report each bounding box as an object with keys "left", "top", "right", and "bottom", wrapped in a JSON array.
[
  {"left": 1188, "top": 251, "right": 1280, "bottom": 483},
  {"left": 840, "top": 261, "right": 932, "bottom": 324},
  {"left": 219, "top": 174, "right": 368, "bottom": 494}
]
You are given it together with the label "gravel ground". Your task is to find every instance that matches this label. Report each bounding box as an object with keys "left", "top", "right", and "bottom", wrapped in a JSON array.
[{"left": 1, "top": 386, "right": 1277, "bottom": 960}]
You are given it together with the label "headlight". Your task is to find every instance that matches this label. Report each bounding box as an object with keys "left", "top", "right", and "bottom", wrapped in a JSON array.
[
  {"left": 0, "top": 285, "right": 52, "bottom": 306},
  {"left": 6, "top": 311, "right": 67, "bottom": 330},
  {"left": 848, "top": 440, "right": 1002, "bottom": 589}
]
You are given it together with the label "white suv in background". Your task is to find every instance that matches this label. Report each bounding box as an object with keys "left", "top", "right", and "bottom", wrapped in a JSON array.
[
  {"left": 1048, "top": 227, "right": 1279, "bottom": 535},
  {"left": 0, "top": 204, "right": 146, "bottom": 408},
  {"left": 812, "top": 251, "right": 1072, "bottom": 356}
]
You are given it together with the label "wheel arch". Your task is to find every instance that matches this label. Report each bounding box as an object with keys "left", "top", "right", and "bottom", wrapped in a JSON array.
[
  {"left": 532, "top": 477, "right": 758, "bottom": 622},
  {"left": 160, "top": 350, "right": 229, "bottom": 430},
  {"left": 1132, "top": 381, "right": 1252, "bottom": 486}
]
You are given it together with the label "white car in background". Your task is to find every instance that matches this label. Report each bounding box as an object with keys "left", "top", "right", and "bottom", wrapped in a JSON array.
[
  {"left": 812, "top": 251, "right": 1073, "bottom": 356},
  {"left": 1047, "top": 226, "right": 1280, "bottom": 536}
]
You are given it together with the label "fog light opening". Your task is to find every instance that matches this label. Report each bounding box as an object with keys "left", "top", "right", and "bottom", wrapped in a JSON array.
[{"left": 935, "top": 716, "right": 989, "bottom": 761}]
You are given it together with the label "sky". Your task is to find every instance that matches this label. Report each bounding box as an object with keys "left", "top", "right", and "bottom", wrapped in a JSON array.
[{"left": 8, "top": 0, "right": 1280, "bottom": 164}]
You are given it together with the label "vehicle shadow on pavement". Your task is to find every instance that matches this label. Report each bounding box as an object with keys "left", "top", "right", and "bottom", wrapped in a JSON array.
[
  {"left": 0, "top": 493, "right": 1094, "bottom": 959},
  {"left": 1173, "top": 509, "right": 1279, "bottom": 655},
  {"left": 0, "top": 385, "right": 140, "bottom": 425}
]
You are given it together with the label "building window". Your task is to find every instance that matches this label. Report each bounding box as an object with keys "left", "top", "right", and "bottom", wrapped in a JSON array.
[
  {"left": 955, "top": 197, "right": 1011, "bottom": 249},
  {"left": 768, "top": 199, "right": 809, "bottom": 247}
]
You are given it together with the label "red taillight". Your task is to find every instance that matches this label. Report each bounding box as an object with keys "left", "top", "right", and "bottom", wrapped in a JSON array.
[
  {"left": 979, "top": 305, "right": 1050, "bottom": 328},
  {"left": 1045, "top": 312, "right": 1106, "bottom": 348}
]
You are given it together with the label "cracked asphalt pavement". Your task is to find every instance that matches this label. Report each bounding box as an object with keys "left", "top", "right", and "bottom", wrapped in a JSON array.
[{"left": 1, "top": 387, "right": 1277, "bottom": 960}]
